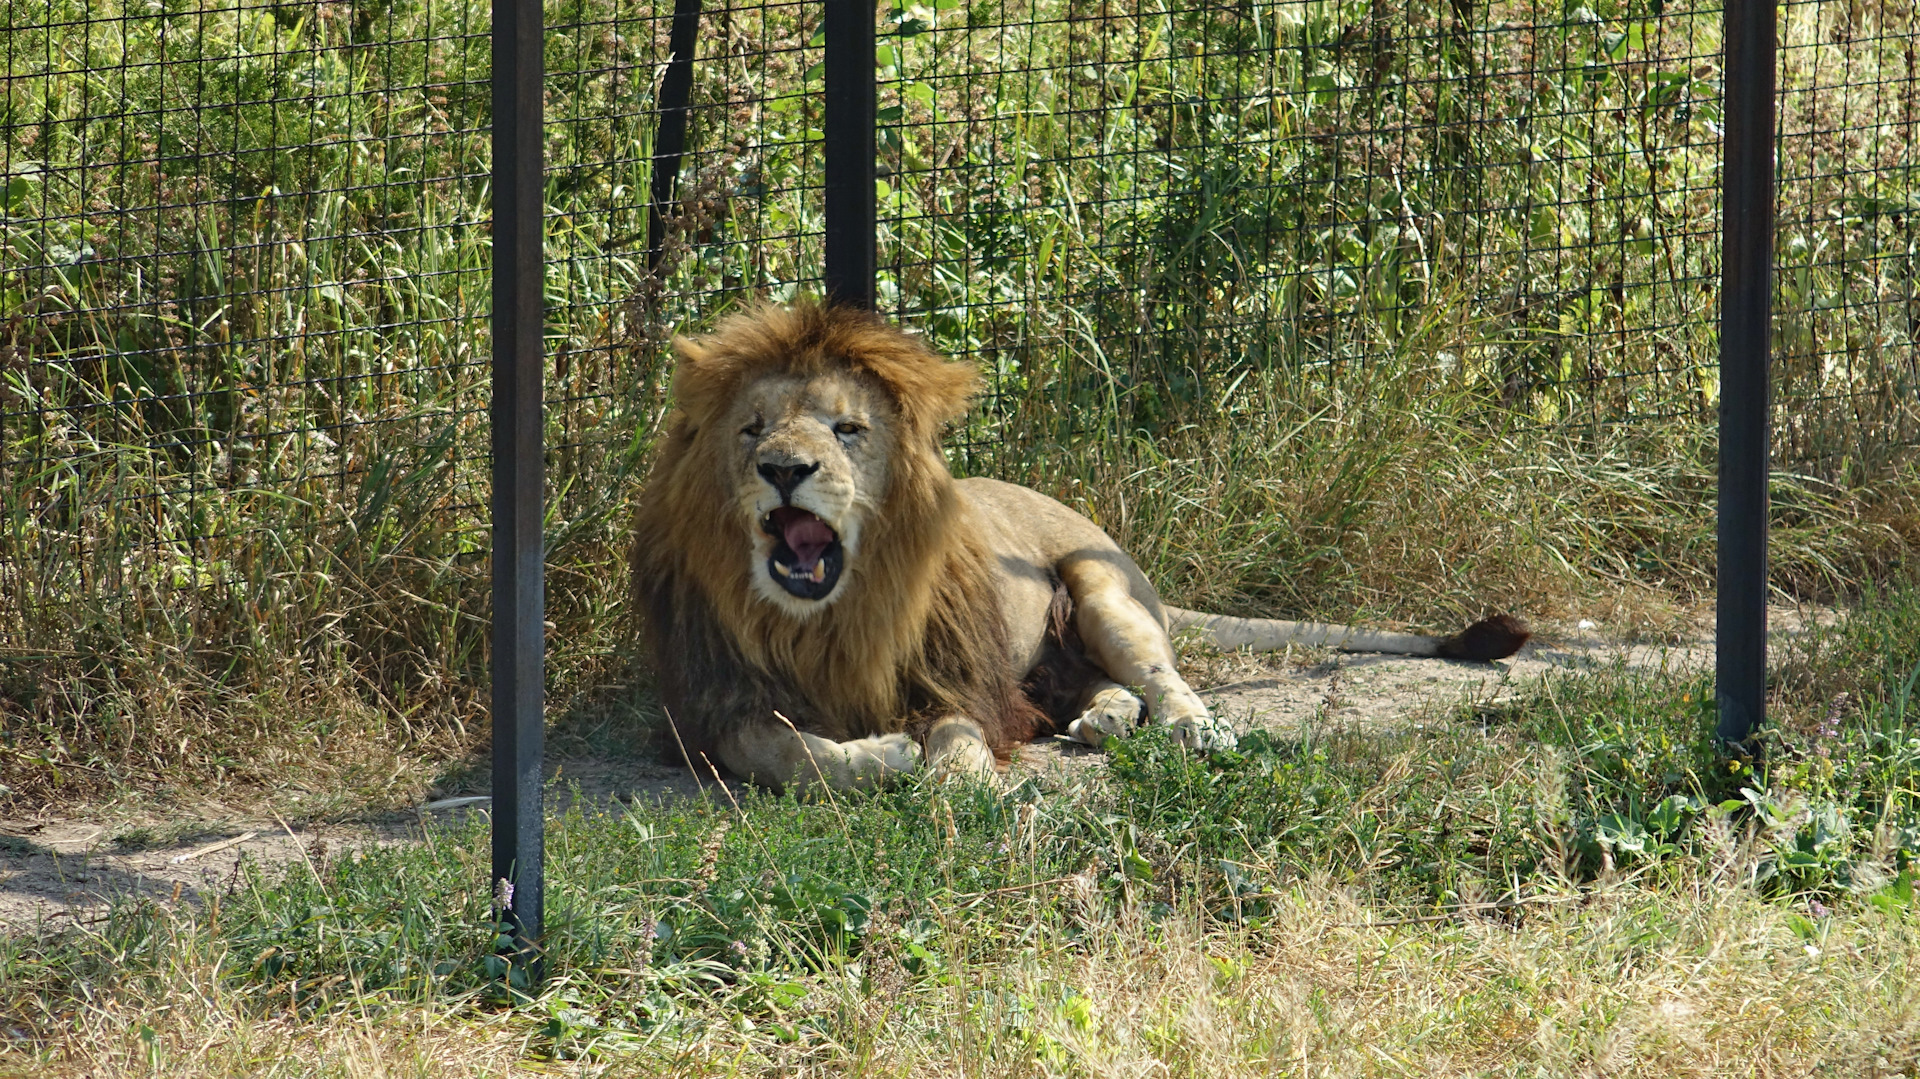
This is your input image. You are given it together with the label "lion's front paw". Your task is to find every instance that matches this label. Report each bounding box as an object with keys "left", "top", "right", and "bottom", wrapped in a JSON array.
[
  {"left": 1064, "top": 685, "right": 1146, "bottom": 748},
  {"left": 924, "top": 716, "right": 997, "bottom": 783},
  {"left": 866, "top": 731, "right": 924, "bottom": 775},
  {"left": 1165, "top": 713, "right": 1238, "bottom": 753}
]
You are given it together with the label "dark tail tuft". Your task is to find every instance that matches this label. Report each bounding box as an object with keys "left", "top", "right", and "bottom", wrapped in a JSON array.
[{"left": 1434, "top": 613, "right": 1532, "bottom": 662}]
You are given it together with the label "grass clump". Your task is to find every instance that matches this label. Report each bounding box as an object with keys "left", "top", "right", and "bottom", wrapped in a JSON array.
[{"left": 4, "top": 581, "right": 1920, "bottom": 1075}]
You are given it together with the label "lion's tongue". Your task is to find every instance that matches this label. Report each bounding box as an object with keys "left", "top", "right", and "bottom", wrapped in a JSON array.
[{"left": 780, "top": 514, "right": 835, "bottom": 570}]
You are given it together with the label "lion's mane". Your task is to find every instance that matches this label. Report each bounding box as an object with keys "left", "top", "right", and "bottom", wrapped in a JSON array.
[{"left": 631, "top": 301, "right": 1046, "bottom": 766}]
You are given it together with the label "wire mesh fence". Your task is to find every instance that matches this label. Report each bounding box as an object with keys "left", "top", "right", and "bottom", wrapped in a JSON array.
[
  {"left": 1, "top": 0, "right": 498, "bottom": 686},
  {"left": 1773, "top": 0, "right": 1920, "bottom": 477},
  {"left": 876, "top": 0, "right": 1911, "bottom": 469},
  {"left": 2, "top": 0, "right": 1917, "bottom": 748}
]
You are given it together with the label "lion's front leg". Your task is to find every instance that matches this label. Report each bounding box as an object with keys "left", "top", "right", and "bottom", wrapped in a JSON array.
[
  {"left": 923, "top": 715, "right": 997, "bottom": 781},
  {"left": 1058, "top": 555, "right": 1237, "bottom": 752},
  {"left": 715, "top": 722, "right": 921, "bottom": 794}
]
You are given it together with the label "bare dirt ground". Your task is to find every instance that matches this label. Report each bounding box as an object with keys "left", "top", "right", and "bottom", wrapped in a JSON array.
[{"left": 0, "top": 606, "right": 1827, "bottom": 931}]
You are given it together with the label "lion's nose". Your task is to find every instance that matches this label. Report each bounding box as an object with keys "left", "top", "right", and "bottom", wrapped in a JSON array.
[{"left": 757, "top": 461, "right": 820, "bottom": 501}]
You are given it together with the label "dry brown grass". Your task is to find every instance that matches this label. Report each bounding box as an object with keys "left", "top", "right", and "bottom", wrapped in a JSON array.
[
  {"left": 16, "top": 877, "right": 1919, "bottom": 1078},
  {"left": 0, "top": 645, "right": 474, "bottom": 818},
  {"left": 1016, "top": 377, "right": 1918, "bottom": 639}
]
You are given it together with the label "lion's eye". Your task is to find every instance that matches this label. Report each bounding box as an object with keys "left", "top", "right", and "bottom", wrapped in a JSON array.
[
  {"left": 833, "top": 421, "right": 864, "bottom": 436},
  {"left": 741, "top": 420, "right": 763, "bottom": 438}
]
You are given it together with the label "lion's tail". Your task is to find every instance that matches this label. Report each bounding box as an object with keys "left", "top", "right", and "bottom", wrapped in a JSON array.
[{"left": 1162, "top": 608, "right": 1532, "bottom": 663}]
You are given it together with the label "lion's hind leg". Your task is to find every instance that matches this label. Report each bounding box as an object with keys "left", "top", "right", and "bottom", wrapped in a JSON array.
[{"left": 1057, "top": 555, "right": 1236, "bottom": 752}]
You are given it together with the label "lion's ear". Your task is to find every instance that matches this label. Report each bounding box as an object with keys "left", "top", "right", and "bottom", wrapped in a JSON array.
[
  {"left": 888, "top": 353, "right": 981, "bottom": 435},
  {"left": 670, "top": 333, "right": 710, "bottom": 366},
  {"left": 923, "top": 359, "right": 982, "bottom": 426},
  {"left": 863, "top": 351, "right": 980, "bottom": 441},
  {"left": 668, "top": 333, "right": 732, "bottom": 425}
]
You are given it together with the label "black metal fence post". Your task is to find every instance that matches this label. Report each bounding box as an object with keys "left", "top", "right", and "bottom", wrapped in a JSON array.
[
  {"left": 491, "top": 0, "right": 546, "bottom": 973},
  {"left": 1716, "top": 0, "right": 1776, "bottom": 747},
  {"left": 823, "top": 0, "right": 876, "bottom": 308},
  {"left": 646, "top": 0, "right": 703, "bottom": 273}
]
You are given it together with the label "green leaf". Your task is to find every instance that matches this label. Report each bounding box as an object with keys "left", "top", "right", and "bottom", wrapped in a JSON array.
[
  {"left": 1869, "top": 869, "right": 1915, "bottom": 916},
  {"left": 1780, "top": 850, "right": 1824, "bottom": 872},
  {"left": 1219, "top": 859, "right": 1256, "bottom": 896},
  {"left": 1, "top": 176, "right": 33, "bottom": 214},
  {"left": 1645, "top": 795, "right": 1691, "bottom": 838},
  {"left": 1596, "top": 812, "right": 1648, "bottom": 853},
  {"left": 1741, "top": 786, "right": 1793, "bottom": 828},
  {"left": 1808, "top": 804, "right": 1850, "bottom": 851}
]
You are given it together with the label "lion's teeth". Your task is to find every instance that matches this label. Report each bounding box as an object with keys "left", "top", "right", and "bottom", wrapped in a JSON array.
[
  {"left": 810, "top": 561, "right": 826, "bottom": 582},
  {"left": 773, "top": 560, "right": 791, "bottom": 576}
]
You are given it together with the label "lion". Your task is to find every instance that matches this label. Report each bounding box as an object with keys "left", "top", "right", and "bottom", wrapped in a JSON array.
[{"left": 630, "top": 300, "right": 1529, "bottom": 792}]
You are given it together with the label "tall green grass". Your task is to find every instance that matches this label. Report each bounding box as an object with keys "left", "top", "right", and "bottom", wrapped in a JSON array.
[{"left": 1, "top": 0, "right": 1917, "bottom": 805}]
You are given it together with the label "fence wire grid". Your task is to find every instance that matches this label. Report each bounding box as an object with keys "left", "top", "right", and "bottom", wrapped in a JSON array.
[{"left": 2, "top": 0, "right": 1917, "bottom": 713}]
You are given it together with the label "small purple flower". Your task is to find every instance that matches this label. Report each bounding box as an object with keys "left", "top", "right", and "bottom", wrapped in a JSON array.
[
  {"left": 493, "top": 877, "right": 515, "bottom": 911},
  {"left": 652, "top": 920, "right": 668, "bottom": 940},
  {"left": 1819, "top": 694, "right": 1849, "bottom": 741},
  {"left": 730, "top": 939, "right": 749, "bottom": 958},
  {"left": 1810, "top": 899, "right": 1830, "bottom": 919}
]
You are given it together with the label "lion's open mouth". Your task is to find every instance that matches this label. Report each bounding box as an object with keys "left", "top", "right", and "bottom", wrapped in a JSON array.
[{"left": 762, "top": 507, "right": 844, "bottom": 600}]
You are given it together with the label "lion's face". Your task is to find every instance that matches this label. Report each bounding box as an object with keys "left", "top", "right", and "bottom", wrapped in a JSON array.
[{"left": 721, "top": 369, "right": 897, "bottom": 614}]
